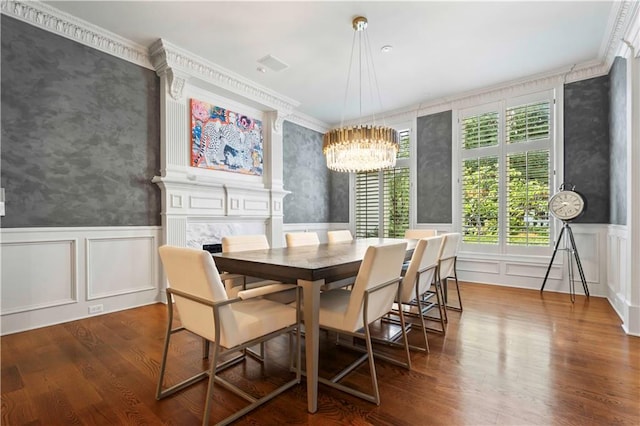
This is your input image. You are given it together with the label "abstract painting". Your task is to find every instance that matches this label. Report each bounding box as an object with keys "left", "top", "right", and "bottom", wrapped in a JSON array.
[{"left": 190, "top": 99, "right": 263, "bottom": 176}]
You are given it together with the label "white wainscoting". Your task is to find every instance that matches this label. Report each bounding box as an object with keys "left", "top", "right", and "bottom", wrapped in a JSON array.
[
  {"left": 607, "top": 224, "right": 635, "bottom": 334},
  {"left": 456, "top": 223, "right": 609, "bottom": 297},
  {"left": 0, "top": 226, "right": 162, "bottom": 335}
]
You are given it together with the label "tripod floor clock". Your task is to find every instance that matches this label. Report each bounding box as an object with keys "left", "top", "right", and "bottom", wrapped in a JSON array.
[{"left": 541, "top": 183, "right": 590, "bottom": 302}]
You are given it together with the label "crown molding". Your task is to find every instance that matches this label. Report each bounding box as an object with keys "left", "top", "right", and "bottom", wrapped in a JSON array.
[
  {"left": 0, "top": 0, "right": 152, "bottom": 69},
  {"left": 619, "top": 1, "right": 640, "bottom": 56},
  {"left": 285, "top": 112, "right": 330, "bottom": 134},
  {"left": 149, "top": 39, "right": 300, "bottom": 115},
  {"left": 367, "top": 59, "right": 609, "bottom": 123},
  {"left": 602, "top": 1, "right": 638, "bottom": 65}
]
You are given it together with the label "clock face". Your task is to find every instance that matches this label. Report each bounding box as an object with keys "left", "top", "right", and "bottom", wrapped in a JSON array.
[{"left": 549, "top": 190, "right": 585, "bottom": 221}]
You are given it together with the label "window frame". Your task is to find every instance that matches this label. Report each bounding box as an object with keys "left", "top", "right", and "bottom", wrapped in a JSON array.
[{"left": 455, "top": 90, "right": 556, "bottom": 256}]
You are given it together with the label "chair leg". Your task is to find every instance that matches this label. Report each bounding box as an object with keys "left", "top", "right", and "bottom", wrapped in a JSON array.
[
  {"left": 414, "top": 297, "right": 430, "bottom": 353},
  {"left": 363, "top": 324, "right": 381, "bottom": 405},
  {"left": 453, "top": 271, "right": 463, "bottom": 311},
  {"left": 157, "top": 304, "right": 209, "bottom": 400},
  {"left": 444, "top": 273, "right": 463, "bottom": 312},
  {"left": 202, "top": 342, "right": 220, "bottom": 426},
  {"left": 397, "top": 301, "right": 415, "bottom": 364},
  {"left": 156, "top": 305, "right": 174, "bottom": 400},
  {"left": 433, "top": 281, "right": 448, "bottom": 333},
  {"left": 202, "top": 338, "right": 210, "bottom": 359}
]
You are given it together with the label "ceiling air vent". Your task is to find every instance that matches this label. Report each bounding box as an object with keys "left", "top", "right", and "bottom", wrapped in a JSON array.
[{"left": 257, "top": 54, "right": 289, "bottom": 72}]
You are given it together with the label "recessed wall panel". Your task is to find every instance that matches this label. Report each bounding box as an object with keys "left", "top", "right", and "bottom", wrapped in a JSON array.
[
  {"left": 1, "top": 240, "right": 77, "bottom": 314},
  {"left": 87, "top": 236, "right": 155, "bottom": 299}
]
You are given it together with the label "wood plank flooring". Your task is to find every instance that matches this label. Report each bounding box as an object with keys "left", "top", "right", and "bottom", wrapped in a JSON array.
[{"left": 2, "top": 283, "right": 639, "bottom": 425}]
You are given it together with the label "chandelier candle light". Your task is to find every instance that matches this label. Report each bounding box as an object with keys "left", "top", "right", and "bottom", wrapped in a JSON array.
[{"left": 323, "top": 16, "right": 399, "bottom": 173}]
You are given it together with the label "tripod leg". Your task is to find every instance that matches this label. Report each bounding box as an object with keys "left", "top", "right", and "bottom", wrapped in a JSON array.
[
  {"left": 567, "top": 226, "right": 589, "bottom": 297},
  {"left": 567, "top": 249, "right": 575, "bottom": 303},
  {"left": 541, "top": 226, "right": 565, "bottom": 292}
]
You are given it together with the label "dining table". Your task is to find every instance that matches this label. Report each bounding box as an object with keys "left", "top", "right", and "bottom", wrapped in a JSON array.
[{"left": 212, "top": 237, "right": 415, "bottom": 413}]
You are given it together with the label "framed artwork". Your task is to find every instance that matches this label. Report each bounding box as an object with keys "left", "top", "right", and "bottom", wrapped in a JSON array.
[{"left": 190, "top": 99, "right": 263, "bottom": 176}]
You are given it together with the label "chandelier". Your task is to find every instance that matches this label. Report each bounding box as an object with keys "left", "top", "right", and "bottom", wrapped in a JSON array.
[{"left": 323, "top": 16, "right": 399, "bottom": 173}]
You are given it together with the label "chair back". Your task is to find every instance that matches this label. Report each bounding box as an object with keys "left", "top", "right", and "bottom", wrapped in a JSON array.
[
  {"left": 345, "top": 242, "right": 407, "bottom": 331},
  {"left": 327, "top": 230, "right": 353, "bottom": 243},
  {"left": 404, "top": 229, "right": 437, "bottom": 239},
  {"left": 401, "top": 236, "right": 443, "bottom": 303},
  {"left": 285, "top": 232, "right": 320, "bottom": 247},
  {"left": 438, "top": 233, "right": 461, "bottom": 278},
  {"left": 158, "top": 245, "right": 235, "bottom": 343},
  {"left": 222, "top": 234, "right": 269, "bottom": 253}
]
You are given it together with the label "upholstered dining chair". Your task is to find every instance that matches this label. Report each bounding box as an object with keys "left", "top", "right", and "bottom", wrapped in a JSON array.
[
  {"left": 314, "top": 242, "right": 410, "bottom": 405},
  {"left": 285, "top": 231, "right": 320, "bottom": 247},
  {"left": 438, "top": 233, "right": 463, "bottom": 311},
  {"left": 157, "top": 245, "right": 301, "bottom": 426},
  {"left": 396, "top": 236, "right": 446, "bottom": 350},
  {"left": 404, "top": 229, "right": 437, "bottom": 239},
  {"left": 221, "top": 234, "right": 282, "bottom": 298},
  {"left": 327, "top": 229, "right": 353, "bottom": 243},
  {"left": 324, "top": 230, "right": 356, "bottom": 290}
]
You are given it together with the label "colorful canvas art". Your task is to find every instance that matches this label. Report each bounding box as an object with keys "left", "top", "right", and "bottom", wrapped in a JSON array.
[{"left": 190, "top": 99, "right": 263, "bottom": 176}]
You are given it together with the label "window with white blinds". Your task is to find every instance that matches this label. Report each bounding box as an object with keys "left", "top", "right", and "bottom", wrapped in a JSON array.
[
  {"left": 356, "top": 129, "right": 410, "bottom": 238},
  {"left": 458, "top": 93, "right": 554, "bottom": 252},
  {"left": 355, "top": 171, "right": 380, "bottom": 238}
]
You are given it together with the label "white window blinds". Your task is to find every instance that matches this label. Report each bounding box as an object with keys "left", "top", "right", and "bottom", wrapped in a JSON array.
[
  {"left": 458, "top": 93, "right": 553, "bottom": 252},
  {"left": 355, "top": 128, "right": 411, "bottom": 239}
]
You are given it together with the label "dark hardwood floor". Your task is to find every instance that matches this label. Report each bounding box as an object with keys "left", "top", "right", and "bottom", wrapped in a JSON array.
[{"left": 2, "top": 283, "right": 639, "bottom": 425}]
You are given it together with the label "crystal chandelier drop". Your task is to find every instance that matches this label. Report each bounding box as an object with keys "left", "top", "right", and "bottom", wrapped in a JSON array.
[{"left": 323, "top": 16, "right": 399, "bottom": 173}]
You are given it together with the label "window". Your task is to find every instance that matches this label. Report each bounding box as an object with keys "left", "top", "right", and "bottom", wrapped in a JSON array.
[
  {"left": 356, "top": 129, "right": 410, "bottom": 238},
  {"left": 458, "top": 92, "right": 554, "bottom": 253}
]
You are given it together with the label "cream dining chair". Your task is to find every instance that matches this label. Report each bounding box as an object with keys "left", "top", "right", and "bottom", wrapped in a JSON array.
[
  {"left": 396, "top": 236, "right": 446, "bottom": 349},
  {"left": 325, "top": 230, "right": 355, "bottom": 290},
  {"left": 314, "top": 242, "right": 411, "bottom": 405},
  {"left": 285, "top": 231, "right": 320, "bottom": 247},
  {"left": 157, "top": 245, "right": 301, "bottom": 426},
  {"left": 327, "top": 229, "right": 353, "bottom": 243},
  {"left": 438, "top": 233, "right": 463, "bottom": 311},
  {"left": 404, "top": 229, "right": 437, "bottom": 239},
  {"left": 221, "top": 234, "right": 283, "bottom": 298}
]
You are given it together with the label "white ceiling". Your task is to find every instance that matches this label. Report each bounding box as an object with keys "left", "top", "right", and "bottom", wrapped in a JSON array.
[{"left": 44, "top": 1, "right": 619, "bottom": 125}]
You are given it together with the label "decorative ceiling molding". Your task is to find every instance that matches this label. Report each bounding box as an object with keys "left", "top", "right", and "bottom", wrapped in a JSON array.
[
  {"left": 0, "top": 0, "right": 152, "bottom": 69},
  {"left": 371, "top": 60, "right": 610, "bottom": 123},
  {"left": 601, "top": 1, "right": 638, "bottom": 66},
  {"left": 4, "top": 0, "right": 635, "bottom": 129},
  {"left": 285, "top": 112, "right": 330, "bottom": 134},
  {"left": 149, "top": 39, "right": 300, "bottom": 115},
  {"left": 619, "top": 2, "right": 640, "bottom": 56}
]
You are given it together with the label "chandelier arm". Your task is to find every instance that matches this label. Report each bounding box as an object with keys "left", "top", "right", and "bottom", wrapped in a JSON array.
[{"left": 340, "top": 30, "right": 359, "bottom": 128}]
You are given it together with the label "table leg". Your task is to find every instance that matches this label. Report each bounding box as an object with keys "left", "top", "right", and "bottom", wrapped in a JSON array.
[{"left": 298, "top": 279, "right": 322, "bottom": 413}]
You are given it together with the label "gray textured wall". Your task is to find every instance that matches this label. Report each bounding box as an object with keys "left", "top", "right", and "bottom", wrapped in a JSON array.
[
  {"left": 329, "top": 169, "right": 350, "bottom": 223},
  {"left": 416, "top": 110, "right": 453, "bottom": 223},
  {"left": 283, "top": 121, "right": 349, "bottom": 223},
  {"left": 609, "top": 57, "right": 627, "bottom": 225},
  {"left": 1, "top": 16, "right": 161, "bottom": 228},
  {"left": 564, "top": 76, "right": 610, "bottom": 223}
]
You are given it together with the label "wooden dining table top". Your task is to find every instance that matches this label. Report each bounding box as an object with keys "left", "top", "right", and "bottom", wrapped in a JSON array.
[{"left": 213, "top": 237, "right": 416, "bottom": 284}]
